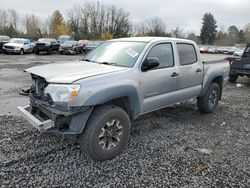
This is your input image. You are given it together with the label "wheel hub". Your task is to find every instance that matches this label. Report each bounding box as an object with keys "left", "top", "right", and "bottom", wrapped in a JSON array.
[
  {"left": 98, "top": 119, "right": 123, "bottom": 150},
  {"left": 209, "top": 90, "right": 218, "bottom": 107}
]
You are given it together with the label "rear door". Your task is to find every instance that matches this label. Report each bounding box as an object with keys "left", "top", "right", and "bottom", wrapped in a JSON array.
[
  {"left": 176, "top": 43, "right": 203, "bottom": 101},
  {"left": 140, "top": 42, "right": 179, "bottom": 113}
]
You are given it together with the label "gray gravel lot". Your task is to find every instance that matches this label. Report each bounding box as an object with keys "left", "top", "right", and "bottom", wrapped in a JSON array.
[{"left": 0, "top": 53, "right": 249, "bottom": 187}]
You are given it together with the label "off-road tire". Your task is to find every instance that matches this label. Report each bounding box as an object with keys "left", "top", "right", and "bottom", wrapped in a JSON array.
[
  {"left": 79, "top": 105, "right": 131, "bottom": 161},
  {"left": 229, "top": 74, "right": 238, "bottom": 83},
  {"left": 48, "top": 47, "right": 53, "bottom": 55},
  {"left": 197, "top": 83, "right": 220, "bottom": 113},
  {"left": 35, "top": 49, "right": 40, "bottom": 55}
]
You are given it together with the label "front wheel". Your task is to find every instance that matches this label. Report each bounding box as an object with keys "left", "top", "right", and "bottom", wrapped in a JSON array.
[
  {"left": 19, "top": 49, "right": 24, "bottom": 55},
  {"left": 48, "top": 48, "right": 53, "bottom": 55},
  {"left": 79, "top": 105, "right": 131, "bottom": 161},
  {"left": 197, "top": 83, "right": 220, "bottom": 113}
]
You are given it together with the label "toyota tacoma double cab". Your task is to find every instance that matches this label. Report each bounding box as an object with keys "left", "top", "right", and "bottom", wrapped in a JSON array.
[{"left": 18, "top": 37, "right": 230, "bottom": 161}]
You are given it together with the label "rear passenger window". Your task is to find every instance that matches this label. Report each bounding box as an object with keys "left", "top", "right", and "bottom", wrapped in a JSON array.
[
  {"left": 177, "top": 43, "right": 197, "bottom": 65},
  {"left": 147, "top": 43, "right": 174, "bottom": 68}
]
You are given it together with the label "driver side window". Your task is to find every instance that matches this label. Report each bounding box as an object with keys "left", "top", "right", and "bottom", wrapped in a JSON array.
[{"left": 147, "top": 43, "right": 174, "bottom": 69}]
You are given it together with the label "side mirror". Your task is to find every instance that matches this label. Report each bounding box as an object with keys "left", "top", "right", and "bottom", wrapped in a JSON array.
[{"left": 142, "top": 57, "right": 160, "bottom": 71}]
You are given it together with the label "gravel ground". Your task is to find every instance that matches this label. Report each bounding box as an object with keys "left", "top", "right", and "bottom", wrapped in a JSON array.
[{"left": 0, "top": 54, "right": 249, "bottom": 187}]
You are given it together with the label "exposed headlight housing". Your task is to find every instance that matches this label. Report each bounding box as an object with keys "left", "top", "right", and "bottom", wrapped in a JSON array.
[{"left": 44, "top": 84, "right": 80, "bottom": 102}]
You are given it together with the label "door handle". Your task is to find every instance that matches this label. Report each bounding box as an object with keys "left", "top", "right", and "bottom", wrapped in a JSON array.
[
  {"left": 196, "top": 68, "right": 202, "bottom": 73},
  {"left": 171, "top": 72, "right": 179, "bottom": 77}
]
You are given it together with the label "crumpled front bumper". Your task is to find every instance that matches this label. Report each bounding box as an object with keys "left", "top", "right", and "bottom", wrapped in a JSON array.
[
  {"left": 17, "top": 101, "right": 93, "bottom": 134},
  {"left": 17, "top": 105, "right": 54, "bottom": 131}
]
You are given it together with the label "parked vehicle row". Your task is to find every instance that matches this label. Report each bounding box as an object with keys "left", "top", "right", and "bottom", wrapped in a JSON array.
[
  {"left": 0, "top": 34, "right": 103, "bottom": 55},
  {"left": 199, "top": 46, "right": 245, "bottom": 56}
]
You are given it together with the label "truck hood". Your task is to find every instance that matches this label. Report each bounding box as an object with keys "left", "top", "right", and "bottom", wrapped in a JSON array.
[
  {"left": 25, "top": 61, "right": 127, "bottom": 83},
  {"left": 4, "top": 42, "right": 23, "bottom": 48}
]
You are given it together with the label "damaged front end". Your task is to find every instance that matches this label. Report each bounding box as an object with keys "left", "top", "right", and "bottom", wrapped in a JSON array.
[{"left": 18, "top": 74, "right": 93, "bottom": 134}]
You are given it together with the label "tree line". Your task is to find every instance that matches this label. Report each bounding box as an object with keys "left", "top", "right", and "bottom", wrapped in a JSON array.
[{"left": 0, "top": 2, "right": 250, "bottom": 45}]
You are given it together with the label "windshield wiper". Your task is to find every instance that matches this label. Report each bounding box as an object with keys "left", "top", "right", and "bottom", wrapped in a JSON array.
[
  {"left": 82, "top": 58, "right": 91, "bottom": 62},
  {"left": 98, "top": 62, "right": 117, "bottom": 66}
]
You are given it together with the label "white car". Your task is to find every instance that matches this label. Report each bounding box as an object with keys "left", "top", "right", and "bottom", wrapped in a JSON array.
[
  {"left": 3, "top": 38, "right": 34, "bottom": 55},
  {"left": 233, "top": 50, "right": 244, "bottom": 57}
]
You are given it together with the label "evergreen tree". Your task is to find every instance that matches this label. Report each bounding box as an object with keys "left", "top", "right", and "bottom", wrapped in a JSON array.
[
  {"left": 200, "top": 12, "right": 217, "bottom": 44},
  {"left": 238, "top": 29, "right": 245, "bottom": 43}
]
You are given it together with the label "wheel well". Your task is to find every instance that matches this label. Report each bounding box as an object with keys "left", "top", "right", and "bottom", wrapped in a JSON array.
[
  {"left": 212, "top": 76, "right": 222, "bottom": 99},
  {"left": 103, "top": 97, "right": 132, "bottom": 119}
]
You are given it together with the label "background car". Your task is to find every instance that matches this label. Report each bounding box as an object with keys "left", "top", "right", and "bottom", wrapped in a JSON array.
[
  {"left": 3, "top": 38, "right": 33, "bottom": 55},
  {"left": 228, "top": 47, "right": 241, "bottom": 55},
  {"left": 78, "top": 40, "right": 89, "bottom": 52},
  {"left": 34, "top": 38, "right": 60, "bottom": 55},
  {"left": 58, "top": 35, "right": 74, "bottom": 44},
  {"left": 233, "top": 49, "right": 244, "bottom": 57},
  {"left": 0, "top": 35, "right": 10, "bottom": 52},
  {"left": 216, "top": 47, "right": 231, "bottom": 54},
  {"left": 85, "top": 41, "right": 104, "bottom": 54},
  {"left": 59, "top": 41, "right": 83, "bottom": 54},
  {"left": 208, "top": 47, "right": 216, "bottom": 54},
  {"left": 199, "top": 47, "right": 208, "bottom": 53}
]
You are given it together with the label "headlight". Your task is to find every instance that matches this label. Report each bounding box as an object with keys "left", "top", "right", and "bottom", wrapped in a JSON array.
[
  {"left": 15, "top": 46, "right": 20, "bottom": 49},
  {"left": 44, "top": 84, "right": 80, "bottom": 102}
]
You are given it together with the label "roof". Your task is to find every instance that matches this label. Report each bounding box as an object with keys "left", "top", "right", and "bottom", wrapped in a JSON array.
[{"left": 110, "top": 36, "right": 192, "bottom": 43}]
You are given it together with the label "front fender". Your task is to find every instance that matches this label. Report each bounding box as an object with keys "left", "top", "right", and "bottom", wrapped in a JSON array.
[{"left": 84, "top": 85, "right": 140, "bottom": 119}]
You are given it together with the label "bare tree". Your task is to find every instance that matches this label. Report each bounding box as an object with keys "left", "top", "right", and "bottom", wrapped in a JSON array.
[
  {"left": 8, "top": 9, "right": 18, "bottom": 30},
  {"left": 67, "top": 2, "right": 131, "bottom": 39},
  {"left": 171, "top": 26, "right": 185, "bottom": 38},
  {"left": 0, "top": 9, "right": 8, "bottom": 31},
  {"left": 136, "top": 17, "right": 168, "bottom": 36},
  {"left": 24, "top": 14, "right": 42, "bottom": 40},
  {"left": 67, "top": 4, "right": 82, "bottom": 39}
]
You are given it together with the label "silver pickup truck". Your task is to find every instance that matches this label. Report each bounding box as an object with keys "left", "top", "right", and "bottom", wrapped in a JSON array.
[{"left": 18, "top": 37, "right": 230, "bottom": 161}]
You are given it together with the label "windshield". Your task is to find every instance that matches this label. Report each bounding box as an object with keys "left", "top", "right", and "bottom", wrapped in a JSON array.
[
  {"left": 63, "top": 41, "right": 75, "bottom": 45},
  {"left": 38, "top": 39, "right": 52, "bottom": 43},
  {"left": 87, "top": 41, "right": 101, "bottom": 47},
  {"left": 9, "top": 39, "right": 24, "bottom": 44},
  {"left": 85, "top": 41, "right": 146, "bottom": 67}
]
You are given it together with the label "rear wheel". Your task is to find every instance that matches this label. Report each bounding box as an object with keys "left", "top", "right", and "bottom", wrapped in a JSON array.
[
  {"left": 229, "top": 74, "right": 238, "bottom": 83},
  {"left": 79, "top": 105, "right": 131, "bottom": 161},
  {"left": 197, "top": 83, "right": 220, "bottom": 113}
]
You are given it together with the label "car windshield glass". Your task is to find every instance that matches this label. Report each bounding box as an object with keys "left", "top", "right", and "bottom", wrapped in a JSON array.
[
  {"left": 58, "top": 36, "right": 70, "bottom": 41},
  {"left": 87, "top": 41, "right": 100, "bottom": 47},
  {"left": 84, "top": 41, "right": 147, "bottom": 68},
  {"left": 10, "top": 39, "right": 24, "bottom": 44},
  {"left": 63, "top": 41, "right": 75, "bottom": 45},
  {"left": 38, "top": 39, "right": 51, "bottom": 43}
]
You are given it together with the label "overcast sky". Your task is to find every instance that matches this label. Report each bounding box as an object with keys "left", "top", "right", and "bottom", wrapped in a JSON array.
[{"left": 1, "top": 0, "right": 249, "bottom": 34}]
